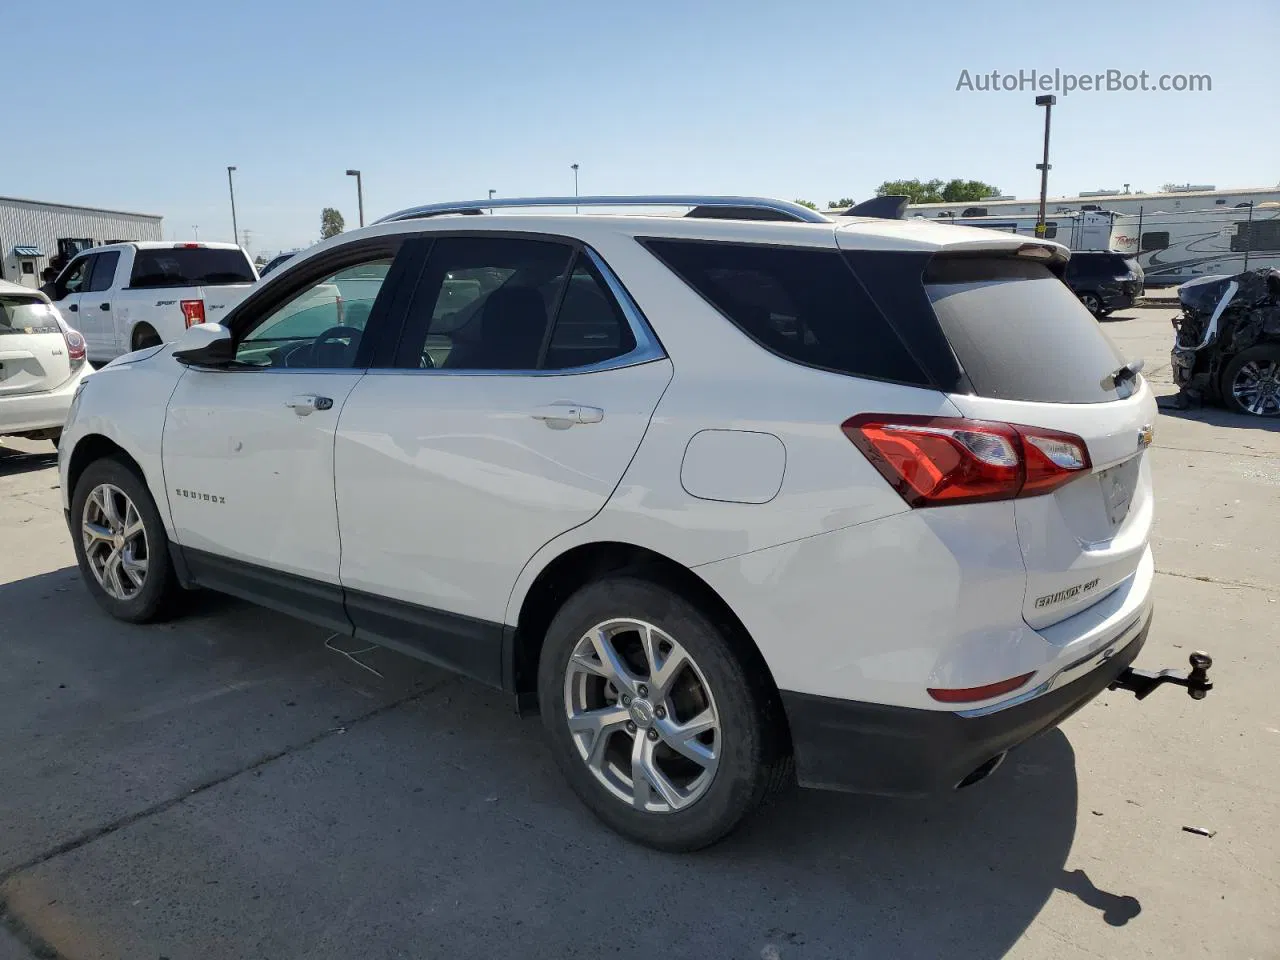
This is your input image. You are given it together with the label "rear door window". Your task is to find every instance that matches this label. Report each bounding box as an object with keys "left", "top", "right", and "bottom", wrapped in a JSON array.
[
  {"left": 394, "top": 236, "right": 575, "bottom": 370},
  {"left": 643, "top": 239, "right": 929, "bottom": 386},
  {"left": 925, "top": 257, "right": 1128, "bottom": 403},
  {"left": 129, "top": 247, "right": 256, "bottom": 288}
]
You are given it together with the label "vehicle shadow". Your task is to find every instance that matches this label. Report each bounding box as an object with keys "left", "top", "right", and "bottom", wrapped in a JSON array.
[
  {"left": 0, "top": 445, "right": 58, "bottom": 476},
  {"left": 0, "top": 570, "right": 1131, "bottom": 960},
  {"left": 1100, "top": 312, "right": 1139, "bottom": 322},
  {"left": 1155, "top": 395, "right": 1280, "bottom": 432}
]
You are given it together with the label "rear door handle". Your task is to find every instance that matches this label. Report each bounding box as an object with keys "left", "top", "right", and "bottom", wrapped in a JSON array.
[
  {"left": 285, "top": 394, "right": 334, "bottom": 416},
  {"left": 529, "top": 402, "right": 604, "bottom": 426},
  {"left": 100, "top": 302, "right": 111, "bottom": 311}
]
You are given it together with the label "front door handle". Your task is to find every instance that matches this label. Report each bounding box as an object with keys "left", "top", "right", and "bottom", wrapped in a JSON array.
[
  {"left": 68, "top": 304, "right": 78, "bottom": 312},
  {"left": 100, "top": 302, "right": 111, "bottom": 311},
  {"left": 285, "top": 394, "right": 334, "bottom": 416},
  {"left": 529, "top": 402, "right": 604, "bottom": 426}
]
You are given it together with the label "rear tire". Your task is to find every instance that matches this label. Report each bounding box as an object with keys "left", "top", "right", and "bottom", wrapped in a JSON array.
[
  {"left": 537, "top": 576, "right": 790, "bottom": 852},
  {"left": 1221, "top": 345, "right": 1280, "bottom": 417},
  {"left": 1079, "top": 291, "right": 1102, "bottom": 315},
  {"left": 70, "top": 456, "right": 182, "bottom": 622}
]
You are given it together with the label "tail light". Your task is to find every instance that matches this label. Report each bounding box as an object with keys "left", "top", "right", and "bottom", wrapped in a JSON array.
[
  {"left": 180, "top": 299, "right": 206, "bottom": 327},
  {"left": 64, "top": 328, "right": 87, "bottom": 369},
  {"left": 842, "top": 414, "right": 1091, "bottom": 507}
]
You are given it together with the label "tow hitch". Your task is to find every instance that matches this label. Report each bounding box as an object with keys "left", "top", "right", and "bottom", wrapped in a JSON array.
[{"left": 1109, "top": 651, "right": 1214, "bottom": 701}]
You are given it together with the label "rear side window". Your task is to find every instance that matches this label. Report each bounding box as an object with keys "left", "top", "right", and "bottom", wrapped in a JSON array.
[
  {"left": 129, "top": 247, "right": 256, "bottom": 288},
  {"left": 644, "top": 239, "right": 929, "bottom": 386},
  {"left": 0, "top": 296, "right": 62, "bottom": 334},
  {"left": 925, "top": 258, "right": 1127, "bottom": 404}
]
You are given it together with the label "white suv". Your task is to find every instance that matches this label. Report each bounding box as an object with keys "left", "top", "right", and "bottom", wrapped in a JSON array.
[{"left": 59, "top": 196, "right": 1173, "bottom": 850}]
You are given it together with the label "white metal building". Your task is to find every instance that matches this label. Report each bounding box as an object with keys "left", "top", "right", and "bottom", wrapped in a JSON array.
[{"left": 0, "top": 196, "right": 163, "bottom": 288}]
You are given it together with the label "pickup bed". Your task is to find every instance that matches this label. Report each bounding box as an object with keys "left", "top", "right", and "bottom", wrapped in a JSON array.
[{"left": 43, "top": 242, "right": 257, "bottom": 364}]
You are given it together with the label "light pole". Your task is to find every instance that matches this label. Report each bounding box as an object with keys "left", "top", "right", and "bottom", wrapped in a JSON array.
[
  {"left": 192, "top": 225, "right": 199, "bottom": 240},
  {"left": 227, "top": 166, "right": 238, "bottom": 246},
  {"left": 489, "top": 188, "right": 495, "bottom": 215},
  {"left": 1243, "top": 201, "right": 1255, "bottom": 271},
  {"left": 346, "top": 169, "right": 364, "bottom": 227},
  {"left": 571, "top": 163, "right": 579, "bottom": 212},
  {"left": 1034, "top": 95, "right": 1056, "bottom": 238}
]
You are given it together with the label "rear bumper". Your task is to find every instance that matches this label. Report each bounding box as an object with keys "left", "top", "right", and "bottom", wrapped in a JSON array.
[
  {"left": 0, "top": 367, "right": 87, "bottom": 435},
  {"left": 781, "top": 609, "right": 1150, "bottom": 797}
]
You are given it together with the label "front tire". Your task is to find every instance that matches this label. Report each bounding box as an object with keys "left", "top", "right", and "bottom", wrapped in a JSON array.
[
  {"left": 1079, "top": 291, "right": 1102, "bottom": 315},
  {"left": 1222, "top": 345, "right": 1280, "bottom": 417},
  {"left": 70, "top": 457, "right": 181, "bottom": 622},
  {"left": 537, "top": 576, "right": 789, "bottom": 851}
]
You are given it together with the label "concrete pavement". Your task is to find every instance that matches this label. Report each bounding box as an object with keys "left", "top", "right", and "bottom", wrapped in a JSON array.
[{"left": 1, "top": 304, "right": 1276, "bottom": 959}]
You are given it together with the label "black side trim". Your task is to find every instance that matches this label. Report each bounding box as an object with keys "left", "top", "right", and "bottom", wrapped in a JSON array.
[
  {"left": 781, "top": 614, "right": 1150, "bottom": 797},
  {"left": 184, "top": 548, "right": 351, "bottom": 634},
  {"left": 345, "top": 589, "right": 506, "bottom": 690}
]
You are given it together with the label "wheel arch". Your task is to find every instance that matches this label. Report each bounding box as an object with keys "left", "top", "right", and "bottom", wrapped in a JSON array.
[
  {"left": 130, "top": 321, "right": 161, "bottom": 351},
  {"left": 66, "top": 433, "right": 146, "bottom": 503},
  {"left": 509, "top": 541, "right": 787, "bottom": 725}
]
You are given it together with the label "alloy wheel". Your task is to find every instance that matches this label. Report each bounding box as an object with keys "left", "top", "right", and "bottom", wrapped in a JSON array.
[
  {"left": 563, "top": 618, "right": 721, "bottom": 813},
  {"left": 1231, "top": 360, "right": 1280, "bottom": 416},
  {"left": 82, "top": 483, "right": 149, "bottom": 600}
]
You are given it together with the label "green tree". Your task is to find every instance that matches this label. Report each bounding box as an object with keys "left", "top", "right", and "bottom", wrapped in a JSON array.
[
  {"left": 940, "top": 179, "right": 1000, "bottom": 202},
  {"left": 828, "top": 198, "right": 857, "bottom": 209},
  {"left": 321, "top": 207, "right": 345, "bottom": 239},
  {"left": 794, "top": 198, "right": 819, "bottom": 210},
  {"left": 875, "top": 179, "right": 945, "bottom": 203},
  {"left": 873, "top": 178, "right": 1000, "bottom": 204}
]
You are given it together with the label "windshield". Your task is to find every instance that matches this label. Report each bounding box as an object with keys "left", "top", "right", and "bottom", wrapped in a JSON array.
[{"left": 129, "top": 248, "right": 256, "bottom": 288}]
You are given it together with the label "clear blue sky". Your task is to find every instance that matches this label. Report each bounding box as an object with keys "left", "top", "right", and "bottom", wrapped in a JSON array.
[{"left": 6, "top": 0, "right": 1275, "bottom": 255}]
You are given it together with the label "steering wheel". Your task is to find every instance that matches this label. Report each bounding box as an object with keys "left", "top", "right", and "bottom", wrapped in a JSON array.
[{"left": 310, "top": 325, "right": 363, "bottom": 367}]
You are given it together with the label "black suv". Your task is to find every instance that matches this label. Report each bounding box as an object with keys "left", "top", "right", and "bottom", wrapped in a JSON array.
[{"left": 1064, "top": 252, "right": 1145, "bottom": 316}]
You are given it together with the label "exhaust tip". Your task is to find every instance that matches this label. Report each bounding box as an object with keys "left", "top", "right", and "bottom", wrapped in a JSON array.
[{"left": 955, "top": 752, "right": 1008, "bottom": 790}]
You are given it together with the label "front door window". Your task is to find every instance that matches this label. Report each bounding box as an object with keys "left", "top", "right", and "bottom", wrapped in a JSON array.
[{"left": 235, "top": 258, "right": 393, "bottom": 369}]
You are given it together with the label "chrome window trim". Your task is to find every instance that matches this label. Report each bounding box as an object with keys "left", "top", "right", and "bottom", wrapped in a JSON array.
[{"left": 203, "top": 243, "right": 666, "bottom": 378}]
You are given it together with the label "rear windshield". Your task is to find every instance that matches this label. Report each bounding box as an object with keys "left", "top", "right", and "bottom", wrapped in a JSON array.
[
  {"left": 129, "top": 248, "right": 256, "bottom": 288},
  {"left": 643, "top": 239, "right": 930, "bottom": 386},
  {"left": 0, "top": 296, "right": 61, "bottom": 335},
  {"left": 926, "top": 257, "right": 1128, "bottom": 403}
]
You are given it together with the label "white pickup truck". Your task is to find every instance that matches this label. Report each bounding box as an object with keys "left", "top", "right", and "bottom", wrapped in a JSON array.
[{"left": 43, "top": 242, "right": 258, "bottom": 364}]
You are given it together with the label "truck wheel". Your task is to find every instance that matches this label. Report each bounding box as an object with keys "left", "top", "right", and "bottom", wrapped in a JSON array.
[
  {"left": 70, "top": 456, "right": 182, "bottom": 622},
  {"left": 1221, "top": 345, "right": 1280, "bottom": 417},
  {"left": 537, "top": 576, "right": 791, "bottom": 852},
  {"left": 132, "top": 325, "right": 162, "bottom": 351}
]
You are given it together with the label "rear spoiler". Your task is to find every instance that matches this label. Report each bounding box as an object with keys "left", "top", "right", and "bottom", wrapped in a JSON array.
[{"left": 840, "top": 196, "right": 910, "bottom": 220}]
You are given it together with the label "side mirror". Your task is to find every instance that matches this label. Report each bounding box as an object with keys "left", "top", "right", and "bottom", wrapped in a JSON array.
[
  {"left": 39, "top": 282, "right": 56, "bottom": 298},
  {"left": 173, "top": 323, "right": 235, "bottom": 367}
]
